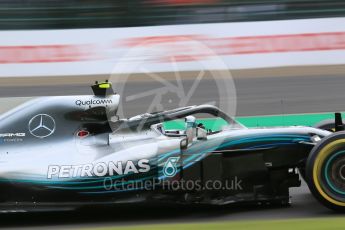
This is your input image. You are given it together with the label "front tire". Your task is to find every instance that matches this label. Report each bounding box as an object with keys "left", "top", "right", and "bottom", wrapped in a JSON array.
[
  {"left": 313, "top": 118, "right": 345, "bottom": 132},
  {"left": 306, "top": 131, "right": 345, "bottom": 212}
]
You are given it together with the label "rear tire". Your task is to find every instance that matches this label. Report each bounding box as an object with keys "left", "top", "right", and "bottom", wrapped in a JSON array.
[{"left": 306, "top": 131, "right": 345, "bottom": 212}]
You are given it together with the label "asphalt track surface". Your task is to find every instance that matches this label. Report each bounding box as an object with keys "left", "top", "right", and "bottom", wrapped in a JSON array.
[
  {"left": 0, "top": 73, "right": 345, "bottom": 228},
  {"left": 1, "top": 74, "right": 345, "bottom": 117}
]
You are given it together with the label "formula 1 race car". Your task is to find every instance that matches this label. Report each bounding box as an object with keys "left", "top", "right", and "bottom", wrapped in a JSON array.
[{"left": 0, "top": 81, "right": 344, "bottom": 212}]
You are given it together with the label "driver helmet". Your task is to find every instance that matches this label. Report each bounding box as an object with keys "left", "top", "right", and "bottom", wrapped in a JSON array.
[{"left": 185, "top": 115, "right": 197, "bottom": 129}]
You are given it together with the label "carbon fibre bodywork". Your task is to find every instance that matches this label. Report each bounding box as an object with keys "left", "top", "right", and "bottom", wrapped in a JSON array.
[{"left": 0, "top": 88, "right": 331, "bottom": 211}]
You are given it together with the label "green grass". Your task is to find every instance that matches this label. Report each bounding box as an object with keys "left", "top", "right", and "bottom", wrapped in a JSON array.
[
  {"left": 91, "top": 218, "right": 345, "bottom": 230},
  {"left": 164, "top": 112, "right": 341, "bottom": 131},
  {"left": 236, "top": 113, "right": 337, "bottom": 127}
]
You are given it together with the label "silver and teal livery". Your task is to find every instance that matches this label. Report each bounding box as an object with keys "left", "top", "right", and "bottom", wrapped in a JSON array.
[{"left": 0, "top": 82, "right": 343, "bottom": 212}]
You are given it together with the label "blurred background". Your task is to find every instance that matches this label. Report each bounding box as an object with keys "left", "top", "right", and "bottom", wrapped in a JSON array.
[
  {"left": 0, "top": 0, "right": 344, "bottom": 29},
  {"left": 1, "top": 0, "right": 345, "bottom": 117}
]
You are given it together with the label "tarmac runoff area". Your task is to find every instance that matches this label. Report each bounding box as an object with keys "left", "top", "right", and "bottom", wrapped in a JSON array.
[{"left": 2, "top": 66, "right": 345, "bottom": 117}]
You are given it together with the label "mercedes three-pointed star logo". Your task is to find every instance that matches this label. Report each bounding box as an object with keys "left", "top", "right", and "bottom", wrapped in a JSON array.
[{"left": 28, "top": 114, "right": 56, "bottom": 138}]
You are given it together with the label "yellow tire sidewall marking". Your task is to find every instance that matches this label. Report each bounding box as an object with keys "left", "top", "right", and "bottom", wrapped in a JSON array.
[{"left": 313, "top": 139, "right": 345, "bottom": 206}]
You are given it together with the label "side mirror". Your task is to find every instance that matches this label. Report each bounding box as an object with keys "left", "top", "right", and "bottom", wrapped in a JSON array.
[
  {"left": 196, "top": 127, "right": 207, "bottom": 140},
  {"left": 335, "top": 112, "right": 344, "bottom": 132},
  {"left": 180, "top": 138, "right": 189, "bottom": 150}
]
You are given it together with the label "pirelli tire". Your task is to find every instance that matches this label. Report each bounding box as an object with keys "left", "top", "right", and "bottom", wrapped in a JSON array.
[{"left": 306, "top": 131, "right": 345, "bottom": 212}]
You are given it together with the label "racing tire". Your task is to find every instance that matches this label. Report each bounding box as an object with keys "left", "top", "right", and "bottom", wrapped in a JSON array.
[
  {"left": 313, "top": 119, "right": 345, "bottom": 132},
  {"left": 306, "top": 131, "right": 345, "bottom": 212}
]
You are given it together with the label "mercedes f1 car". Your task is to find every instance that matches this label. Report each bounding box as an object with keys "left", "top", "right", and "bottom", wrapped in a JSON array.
[{"left": 0, "top": 82, "right": 345, "bottom": 212}]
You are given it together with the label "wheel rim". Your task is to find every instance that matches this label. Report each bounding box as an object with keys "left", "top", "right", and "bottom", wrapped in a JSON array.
[
  {"left": 313, "top": 139, "right": 345, "bottom": 206},
  {"left": 323, "top": 150, "right": 345, "bottom": 197}
]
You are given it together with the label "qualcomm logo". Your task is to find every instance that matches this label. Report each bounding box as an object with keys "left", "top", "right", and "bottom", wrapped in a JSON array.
[
  {"left": 163, "top": 157, "right": 180, "bottom": 178},
  {"left": 28, "top": 114, "right": 56, "bottom": 138}
]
